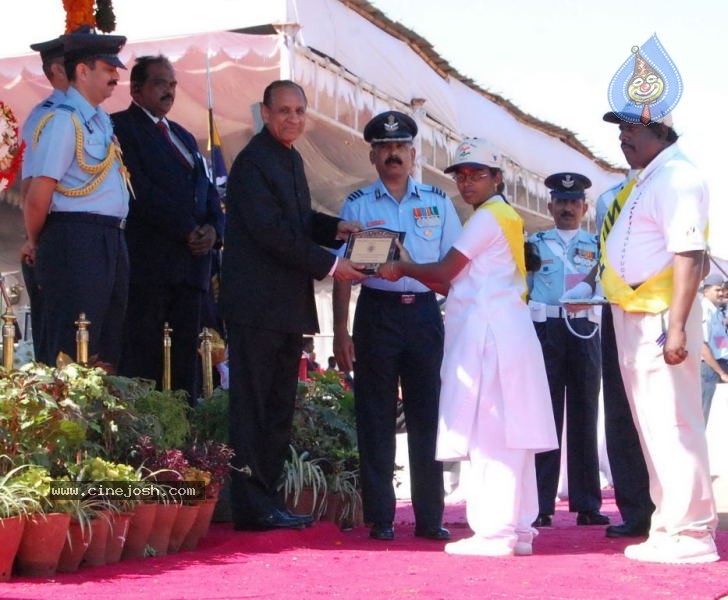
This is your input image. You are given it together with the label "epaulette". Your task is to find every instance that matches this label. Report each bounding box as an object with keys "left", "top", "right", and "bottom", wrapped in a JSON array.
[
  {"left": 425, "top": 185, "right": 446, "bottom": 198},
  {"left": 56, "top": 103, "right": 76, "bottom": 113},
  {"left": 345, "top": 189, "right": 364, "bottom": 203},
  {"left": 41, "top": 100, "right": 54, "bottom": 108},
  {"left": 533, "top": 231, "right": 546, "bottom": 242}
]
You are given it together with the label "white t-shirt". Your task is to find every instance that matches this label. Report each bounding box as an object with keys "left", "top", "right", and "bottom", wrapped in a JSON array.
[{"left": 605, "top": 144, "right": 708, "bottom": 286}]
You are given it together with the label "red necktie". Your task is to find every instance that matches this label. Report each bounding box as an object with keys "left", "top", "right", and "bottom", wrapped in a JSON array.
[{"left": 156, "top": 120, "right": 191, "bottom": 169}]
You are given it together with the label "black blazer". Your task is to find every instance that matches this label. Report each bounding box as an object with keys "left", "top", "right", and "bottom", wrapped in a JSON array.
[
  {"left": 221, "top": 127, "right": 341, "bottom": 334},
  {"left": 111, "top": 103, "right": 224, "bottom": 291}
]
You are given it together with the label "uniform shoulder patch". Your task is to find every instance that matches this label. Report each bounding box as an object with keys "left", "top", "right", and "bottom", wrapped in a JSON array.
[
  {"left": 55, "top": 103, "right": 76, "bottom": 113},
  {"left": 426, "top": 185, "right": 446, "bottom": 198},
  {"left": 345, "top": 189, "right": 364, "bottom": 203},
  {"left": 41, "top": 100, "right": 54, "bottom": 108}
]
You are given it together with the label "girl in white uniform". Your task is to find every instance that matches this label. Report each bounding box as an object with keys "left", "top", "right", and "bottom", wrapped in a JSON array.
[{"left": 379, "top": 139, "right": 557, "bottom": 556}]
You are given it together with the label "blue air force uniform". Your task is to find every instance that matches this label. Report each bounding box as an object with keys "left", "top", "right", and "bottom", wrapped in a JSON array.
[
  {"left": 527, "top": 173, "right": 604, "bottom": 519},
  {"left": 339, "top": 176, "right": 462, "bottom": 530},
  {"left": 31, "top": 35, "right": 130, "bottom": 367}
]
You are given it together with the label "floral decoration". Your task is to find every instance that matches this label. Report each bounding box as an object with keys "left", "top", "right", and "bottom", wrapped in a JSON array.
[
  {"left": 63, "top": 0, "right": 96, "bottom": 33},
  {"left": 0, "top": 102, "right": 25, "bottom": 194}
]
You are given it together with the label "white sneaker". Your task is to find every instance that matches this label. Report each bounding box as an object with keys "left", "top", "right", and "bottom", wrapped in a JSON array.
[
  {"left": 624, "top": 532, "right": 719, "bottom": 564},
  {"left": 514, "top": 541, "right": 533, "bottom": 556},
  {"left": 445, "top": 536, "right": 514, "bottom": 557}
]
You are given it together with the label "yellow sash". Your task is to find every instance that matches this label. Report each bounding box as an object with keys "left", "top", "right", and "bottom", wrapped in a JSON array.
[
  {"left": 599, "top": 177, "right": 700, "bottom": 314},
  {"left": 476, "top": 199, "right": 527, "bottom": 298}
]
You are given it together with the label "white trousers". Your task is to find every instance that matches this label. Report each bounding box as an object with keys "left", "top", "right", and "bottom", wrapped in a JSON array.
[
  {"left": 463, "top": 331, "right": 538, "bottom": 547},
  {"left": 611, "top": 302, "right": 718, "bottom": 536}
]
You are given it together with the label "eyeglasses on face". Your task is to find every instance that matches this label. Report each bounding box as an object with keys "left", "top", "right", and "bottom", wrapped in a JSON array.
[{"left": 452, "top": 171, "right": 490, "bottom": 184}]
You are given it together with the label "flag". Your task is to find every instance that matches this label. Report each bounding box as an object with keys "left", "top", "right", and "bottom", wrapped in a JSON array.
[
  {"left": 206, "top": 53, "right": 228, "bottom": 196},
  {"left": 207, "top": 108, "right": 228, "bottom": 194}
]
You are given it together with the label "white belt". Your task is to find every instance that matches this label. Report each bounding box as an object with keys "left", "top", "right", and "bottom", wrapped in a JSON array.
[{"left": 543, "top": 305, "right": 589, "bottom": 319}]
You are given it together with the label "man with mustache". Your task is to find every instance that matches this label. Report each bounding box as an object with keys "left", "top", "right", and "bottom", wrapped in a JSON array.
[
  {"left": 594, "top": 110, "right": 718, "bottom": 563},
  {"left": 527, "top": 173, "right": 609, "bottom": 528},
  {"left": 21, "top": 29, "right": 130, "bottom": 369},
  {"left": 111, "top": 56, "right": 224, "bottom": 400},
  {"left": 333, "top": 111, "right": 462, "bottom": 541}
]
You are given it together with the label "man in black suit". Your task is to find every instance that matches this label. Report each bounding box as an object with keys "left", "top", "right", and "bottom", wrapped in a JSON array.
[
  {"left": 112, "top": 55, "right": 224, "bottom": 400},
  {"left": 221, "top": 80, "right": 366, "bottom": 531}
]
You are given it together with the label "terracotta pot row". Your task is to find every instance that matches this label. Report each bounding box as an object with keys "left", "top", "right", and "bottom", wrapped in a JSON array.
[{"left": 0, "top": 498, "right": 218, "bottom": 581}]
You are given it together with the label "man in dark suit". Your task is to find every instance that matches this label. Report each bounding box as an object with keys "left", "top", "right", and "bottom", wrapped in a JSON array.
[
  {"left": 112, "top": 55, "right": 224, "bottom": 401},
  {"left": 221, "top": 80, "right": 366, "bottom": 531}
]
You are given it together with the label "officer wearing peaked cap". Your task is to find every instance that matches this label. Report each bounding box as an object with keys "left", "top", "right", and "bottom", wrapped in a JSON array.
[
  {"left": 20, "top": 34, "right": 70, "bottom": 363},
  {"left": 21, "top": 28, "right": 131, "bottom": 369},
  {"left": 333, "top": 110, "right": 462, "bottom": 541},
  {"left": 527, "top": 171, "right": 609, "bottom": 528}
]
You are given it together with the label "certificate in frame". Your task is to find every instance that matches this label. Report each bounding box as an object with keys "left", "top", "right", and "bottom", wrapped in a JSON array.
[{"left": 344, "top": 228, "right": 406, "bottom": 275}]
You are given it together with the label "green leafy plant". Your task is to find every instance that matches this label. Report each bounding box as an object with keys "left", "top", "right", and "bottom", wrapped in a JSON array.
[
  {"left": 133, "top": 390, "right": 190, "bottom": 451},
  {"left": 190, "top": 387, "right": 229, "bottom": 443},
  {"left": 279, "top": 446, "right": 328, "bottom": 519},
  {"left": 0, "top": 460, "right": 43, "bottom": 518},
  {"left": 327, "top": 460, "right": 362, "bottom": 530}
]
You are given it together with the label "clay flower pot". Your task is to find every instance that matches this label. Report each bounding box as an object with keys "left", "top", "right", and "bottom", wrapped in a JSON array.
[
  {"left": 15, "top": 512, "right": 70, "bottom": 577},
  {"left": 57, "top": 520, "right": 91, "bottom": 573},
  {"left": 81, "top": 515, "right": 111, "bottom": 567},
  {"left": 0, "top": 515, "right": 25, "bottom": 582},
  {"left": 122, "top": 502, "right": 157, "bottom": 560},
  {"left": 147, "top": 503, "right": 179, "bottom": 557},
  {"left": 180, "top": 497, "right": 217, "bottom": 551},
  {"left": 105, "top": 512, "right": 133, "bottom": 564},
  {"left": 167, "top": 504, "right": 199, "bottom": 553}
]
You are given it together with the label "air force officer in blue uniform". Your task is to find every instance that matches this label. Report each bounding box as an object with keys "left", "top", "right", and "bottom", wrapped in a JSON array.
[
  {"left": 527, "top": 173, "right": 608, "bottom": 528},
  {"left": 333, "top": 111, "right": 462, "bottom": 541}
]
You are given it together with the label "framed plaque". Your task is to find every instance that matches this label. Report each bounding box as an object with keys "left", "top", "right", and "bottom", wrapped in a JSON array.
[{"left": 344, "top": 228, "right": 406, "bottom": 275}]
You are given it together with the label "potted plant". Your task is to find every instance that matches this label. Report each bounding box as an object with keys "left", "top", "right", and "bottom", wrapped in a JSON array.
[
  {"left": 280, "top": 446, "right": 328, "bottom": 520},
  {"left": 0, "top": 461, "right": 42, "bottom": 582},
  {"left": 11, "top": 465, "right": 71, "bottom": 577},
  {"left": 181, "top": 440, "right": 234, "bottom": 550}
]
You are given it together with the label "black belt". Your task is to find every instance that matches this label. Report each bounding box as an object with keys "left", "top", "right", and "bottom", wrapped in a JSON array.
[
  {"left": 361, "top": 287, "right": 434, "bottom": 305},
  {"left": 47, "top": 211, "right": 127, "bottom": 230}
]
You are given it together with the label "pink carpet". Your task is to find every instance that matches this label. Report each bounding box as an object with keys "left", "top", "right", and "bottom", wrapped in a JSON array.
[{"left": 2, "top": 493, "right": 727, "bottom": 600}]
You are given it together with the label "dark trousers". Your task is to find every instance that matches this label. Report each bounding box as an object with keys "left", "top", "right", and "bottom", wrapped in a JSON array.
[
  {"left": 352, "top": 288, "right": 445, "bottom": 529},
  {"left": 602, "top": 304, "right": 654, "bottom": 526},
  {"left": 119, "top": 281, "right": 203, "bottom": 402},
  {"left": 227, "top": 322, "right": 301, "bottom": 524},
  {"left": 34, "top": 217, "right": 128, "bottom": 368},
  {"left": 701, "top": 358, "right": 728, "bottom": 423},
  {"left": 534, "top": 316, "right": 602, "bottom": 514},
  {"left": 21, "top": 261, "right": 45, "bottom": 361}
]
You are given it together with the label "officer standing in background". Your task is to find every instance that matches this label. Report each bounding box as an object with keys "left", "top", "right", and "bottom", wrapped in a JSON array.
[
  {"left": 333, "top": 111, "right": 462, "bottom": 541},
  {"left": 21, "top": 29, "right": 130, "bottom": 369},
  {"left": 595, "top": 175, "right": 654, "bottom": 538},
  {"left": 699, "top": 273, "right": 728, "bottom": 424},
  {"left": 20, "top": 35, "right": 69, "bottom": 363},
  {"left": 527, "top": 173, "right": 609, "bottom": 528}
]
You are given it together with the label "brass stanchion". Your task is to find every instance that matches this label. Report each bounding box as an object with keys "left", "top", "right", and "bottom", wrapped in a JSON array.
[
  {"left": 199, "top": 327, "right": 213, "bottom": 399},
  {"left": 2, "top": 309, "right": 16, "bottom": 371},
  {"left": 75, "top": 313, "right": 90, "bottom": 366},
  {"left": 162, "top": 322, "right": 173, "bottom": 391}
]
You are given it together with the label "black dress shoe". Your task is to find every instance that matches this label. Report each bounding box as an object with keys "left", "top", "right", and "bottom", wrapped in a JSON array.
[
  {"left": 414, "top": 525, "right": 451, "bottom": 540},
  {"left": 369, "top": 522, "right": 394, "bottom": 540},
  {"left": 234, "top": 509, "right": 307, "bottom": 531},
  {"left": 576, "top": 511, "right": 610, "bottom": 526},
  {"left": 283, "top": 509, "right": 315, "bottom": 527},
  {"left": 532, "top": 514, "right": 552, "bottom": 527},
  {"left": 605, "top": 522, "right": 650, "bottom": 538}
]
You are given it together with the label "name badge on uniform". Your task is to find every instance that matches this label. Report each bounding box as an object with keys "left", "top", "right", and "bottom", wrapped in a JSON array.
[{"left": 413, "top": 206, "right": 441, "bottom": 229}]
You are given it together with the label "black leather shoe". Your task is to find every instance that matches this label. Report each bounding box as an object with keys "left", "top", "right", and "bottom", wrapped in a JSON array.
[
  {"left": 283, "top": 509, "right": 315, "bottom": 527},
  {"left": 532, "top": 514, "right": 552, "bottom": 527},
  {"left": 605, "top": 522, "right": 650, "bottom": 538},
  {"left": 414, "top": 525, "right": 451, "bottom": 540},
  {"left": 234, "top": 509, "right": 307, "bottom": 531},
  {"left": 369, "top": 522, "right": 394, "bottom": 540},
  {"left": 576, "top": 511, "right": 610, "bottom": 526}
]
